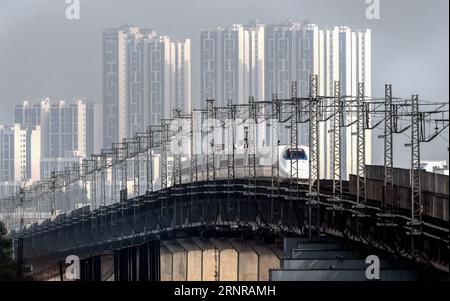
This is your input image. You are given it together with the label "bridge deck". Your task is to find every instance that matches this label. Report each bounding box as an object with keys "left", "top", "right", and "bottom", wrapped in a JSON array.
[{"left": 14, "top": 174, "right": 449, "bottom": 277}]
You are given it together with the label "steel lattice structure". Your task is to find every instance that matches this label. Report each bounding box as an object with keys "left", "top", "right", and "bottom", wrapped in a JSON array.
[{"left": 1, "top": 75, "right": 449, "bottom": 263}]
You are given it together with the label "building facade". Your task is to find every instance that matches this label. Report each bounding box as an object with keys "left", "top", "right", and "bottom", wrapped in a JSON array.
[
  {"left": 0, "top": 124, "right": 41, "bottom": 185},
  {"left": 171, "top": 39, "right": 192, "bottom": 114},
  {"left": 15, "top": 98, "right": 94, "bottom": 159},
  {"left": 200, "top": 22, "right": 265, "bottom": 108},
  {"left": 265, "top": 22, "right": 321, "bottom": 100},
  {"left": 201, "top": 21, "right": 371, "bottom": 180},
  {"left": 103, "top": 25, "right": 191, "bottom": 148},
  {"left": 14, "top": 98, "right": 94, "bottom": 181},
  {"left": 319, "top": 26, "right": 372, "bottom": 180}
]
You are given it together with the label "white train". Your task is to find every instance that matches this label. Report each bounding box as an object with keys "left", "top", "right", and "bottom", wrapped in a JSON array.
[
  {"left": 279, "top": 145, "right": 310, "bottom": 179},
  {"left": 260, "top": 145, "right": 310, "bottom": 179},
  {"left": 159, "top": 144, "right": 310, "bottom": 187}
]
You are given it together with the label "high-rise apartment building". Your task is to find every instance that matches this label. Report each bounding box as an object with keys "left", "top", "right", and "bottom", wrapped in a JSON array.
[
  {"left": 318, "top": 26, "right": 372, "bottom": 179},
  {"left": 0, "top": 124, "right": 41, "bottom": 183},
  {"left": 201, "top": 20, "right": 371, "bottom": 180},
  {"left": 103, "top": 25, "right": 191, "bottom": 148},
  {"left": 264, "top": 22, "right": 321, "bottom": 147},
  {"left": 14, "top": 98, "right": 94, "bottom": 180},
  {"left": 263, "top": 21, "right": 372, "bottom": 179},
  {"left": 47, "top": 99, "right": 94, "bottom": 158},
  {"left": 200, "top": 21, "right": 265, "bottom": 108},
  {"left": 15, "top": 98, "right": 94, "bottom": 158},
  {"left": 172, "top": 39, "right": 192, "bottom": 114},
  {"left": 265, "top": 22, "right": 321, "bottom": 100}
]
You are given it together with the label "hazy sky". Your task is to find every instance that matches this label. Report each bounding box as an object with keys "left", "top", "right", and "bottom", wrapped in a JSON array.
[{"left": 0, "top": 0, "right": 448, "bottom": 167}]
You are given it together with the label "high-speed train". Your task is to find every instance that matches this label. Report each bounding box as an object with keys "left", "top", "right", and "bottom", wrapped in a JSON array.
[
  {"left": 259, "top": 145, "right": 310, "bottom": 179},
  {"left": 161, "top": 144, "right": 310, "bottom": 187},
  {"left": 206, "top": 144, "right": 310, "bottom": 180},
  {"left": 278, "top": 145, "right": 310, "bottom": 179}
]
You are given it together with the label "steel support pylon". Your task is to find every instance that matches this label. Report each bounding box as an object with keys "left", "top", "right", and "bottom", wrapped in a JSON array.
[
  {"left": 133, "top": 138, "right": 141, "bottom": 197},
  {"left": 355, "top": 82, "right": 367, "bottom": 211},
  {"left": 248, "top": 97, "right": 257, "bottom": 225},
  {"left": 384, "top": 84, "right": 394, "bottom": 211},
  {"left": 206, "top": 99, "right": 216, "bottom": 183},
  {"left": 308, "top": 74, "right": 320, "bottom": 241},
  {"left": 331, "top": 81, "right": 342, "bottom": 204},
  {"left": 206, "top": 99, "right": 216, "bottom": 223},
  {"left": 146, "top": 128, "right": 154, "bottom": 194},
  {"left": 410, "top": 94, "right": 423, "bottom": 254},
  {"left": 226, "top": 101, "right": 235, "bottom": 223},
  {"left": 160, "top": 121, "right": 169, "bottom": 190},
  {"left": 290, "top": 82, "right": 299, "bottom": 195},
  {"left": 271, "top": 94, "right": 280, "bottom": 224}
]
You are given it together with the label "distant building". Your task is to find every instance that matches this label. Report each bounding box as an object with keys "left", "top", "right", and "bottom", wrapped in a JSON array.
[
  {"left": 264, "top": 22, "right": 320, "bottom": 148},
  {"left": 421, "top": 161, "right": 449, "bottom": 175},
  {"left": 264, "top": 21, "right": 372, "bottom": 179},
  {"left": 47, "top": 99, "right": 94, "bottom": 158},
  {"left": 0, "top": 124, "right": 41, "bottom": 198},
  {"left": 172, "top": 39, "right": 192, "bottom": 114},
  {"left": 265, "top": 22, "right": 320, "bottom": 100},
  {"left": 0, "top": 124, "right": 41, "bottom": 182},
  {"left": 201, "top": 20, "right": 371, "bottom": 180},
  {"left": 200, "top": 22, "right": 265, "bottom": 108},
  {"left": 103, "top": 25, "right": 191, "bottom": 148},
  {"left": 0, "top": 181, "right": 22, "bottom": 200},
  {"left": 334, "top": 26, "right": 372, "bottom": 180},
  {"left": 13, "top": 98, "right": 94, "bottom": 181},
  {"left": 40, "top": 156, "right": 84, "bottom": 182},
  {"left": 15, "top": 98, "right": 94, "bottom": 158}
]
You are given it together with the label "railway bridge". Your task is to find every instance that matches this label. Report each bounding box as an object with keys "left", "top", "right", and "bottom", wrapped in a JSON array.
[{"left": 1, "top": 77, "right": 449, "bottom": 281}]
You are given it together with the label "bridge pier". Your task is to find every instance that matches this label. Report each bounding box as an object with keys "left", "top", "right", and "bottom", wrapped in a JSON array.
[
  {"left": 178, "top": 239, "right": 202, "bottom": 281},
  {"left": 80, "top": 255, "right": 102, "bottom": 281},
  {"left": 162, "top": 241, "right": 187, "bottom": 281},
  {"left": 210, "top": 239, "right": 238, "bottom": 281},
  {"left": 230, "top": 240, "right": 258, "bottom": 281},
  {"left": 250, "top": 243, "right": 282, "bottom": 281},
  {"left": 113, "top": 241, "right": 160, "bottom": 281},
  {"left": 191, "top": 238, "right": 218, "bottom": 281}
]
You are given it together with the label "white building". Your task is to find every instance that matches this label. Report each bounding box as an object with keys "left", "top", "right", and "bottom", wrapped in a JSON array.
[
  {"left": 265, "top": 22, "right": 321, "bottom": 100},
  {"left": 264, "top": 21, "right": 371, "bottom": 179},
  {"left": 14, "top": 98, "right": 94, "bottom": 181},
  {"left": 421, "top": 161, "right": 449, "bottom": 175},
  {"left": 245, "top": 21, "right": 265, "bottom": 103},
  {"left": 47, "top": 99, "right": 94, "bottom": 158},
  {"left": 201, "top": 21, "right": 371, "bottom": 180},
  {"left": 0, "top": 124, "right": 41, "bottom": 198},
  {"left": 171, "top": 39, "right": 192, "bottom": 114},
  {"left": 200, "top": 21, "right": 265, "bottom": 108},
  {"left": 264, "top": 22, "right": 321, "bottom": 148},
  {"left": 316, "top": 26, "right": 372, "bottom": 180},
  {"left": 103, "top": 25, "right": 191, "bottom": 148},
  {"left": 15, "top": 98, "right": 94, "bottom": 159},
  {"left": 40, "top": 156, "right": 84, "bottom": 182},
  {"left": 0, "top": 124, "right": 41, "bottom": 183}
]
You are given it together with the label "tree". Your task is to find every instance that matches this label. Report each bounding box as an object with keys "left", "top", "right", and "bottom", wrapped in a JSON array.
[{"left": 0, "top": 221, "right": 16, "bottom": 281}]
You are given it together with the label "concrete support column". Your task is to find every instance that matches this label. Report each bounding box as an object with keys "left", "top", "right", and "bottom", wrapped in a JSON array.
[
  {"left": 230, "top": 240, "right": 258, "bottom": 281},
  {"left": 178, "top": 239, "right": 202, "bottom": 281},
  {"left": 160, "top": 245, "right": 173, "bottom": 281},
  {"left": 193, "top": 238, "right": 219, "bottom": 281},
  {"left": 250, "top": 243, "right": 281, "bottom": 281},
  {"left": 162, "top": 241, "right": 187, "bottom": 281},
  {"left": 210, "top": 239, "right": 238, "bottom": 281}
]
